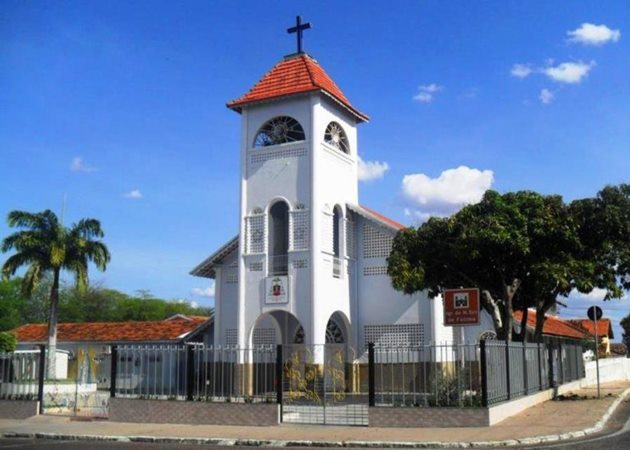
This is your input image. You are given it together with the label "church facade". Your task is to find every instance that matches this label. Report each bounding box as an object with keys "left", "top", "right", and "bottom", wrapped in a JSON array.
[{"left": 191, "top": 50, "right": 493, "bottom": 352}]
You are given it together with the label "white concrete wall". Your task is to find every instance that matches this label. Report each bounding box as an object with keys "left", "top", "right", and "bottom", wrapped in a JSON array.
[
  {"left": 582, "top": 357, "right": 630, "bottom": 386},
  {"left": 355, "top": 215, "right": 432, "bottom": 349}
]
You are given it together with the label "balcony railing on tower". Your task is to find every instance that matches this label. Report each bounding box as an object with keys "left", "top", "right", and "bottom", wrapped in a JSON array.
[
  {"left": 269, "top": 254, "right": 288, "bottom": 276},
  {"left": 332, "top": 257, "right": 342, "bottom": 278}
]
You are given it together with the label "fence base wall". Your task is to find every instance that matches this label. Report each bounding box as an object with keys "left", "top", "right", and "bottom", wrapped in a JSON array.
[
  {"left": 109, "top": 398, "right": 278, "bottom": 426},
  {"left": 369, "top": 407, "right": 489, "bottom": 427},
  {"left": 0, "top": 400, "right": 39, "bottom": 419}
]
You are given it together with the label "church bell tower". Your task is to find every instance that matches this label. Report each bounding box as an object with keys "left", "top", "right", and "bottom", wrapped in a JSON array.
[{"left": 226, "top": 17, "right": 369, "bottom": 347}]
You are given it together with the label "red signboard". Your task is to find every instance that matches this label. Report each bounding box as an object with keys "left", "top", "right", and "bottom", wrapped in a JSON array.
[{"left": 443, "top": 288, "right": 480, "bottom": 326}]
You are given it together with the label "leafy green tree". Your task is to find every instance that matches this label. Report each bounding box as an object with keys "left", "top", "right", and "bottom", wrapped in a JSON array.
[
  {"left": 1, "top": 210, "right": 110, "bottom": 378},
  {"left": 388, "top": 187, "right": 629, "bottom": 342},
  {"left": 0, "top": 277, "right": 24, "bottom": 331},
  {"left": 0, "top": 331, "right": 17, "bottom": 352}
]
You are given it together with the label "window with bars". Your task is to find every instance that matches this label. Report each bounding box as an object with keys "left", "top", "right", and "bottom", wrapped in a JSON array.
[
  {"left": 289, "top": 210, "right": 309, "bottom": 250},
  {"left": 363, "top": 266, "right": 388, "bottom": 276},
  {"left": 363, "top": 224, "right": 394, "bottom": 259},
  {"left": 364, "top": 324, "right": 424, "bottom": 348},
  {"left": 224, "top": 273, "right": 238, "bottom": 284},
  {"left": 345, "top": 217, "right": 355, "bottom": 258},
  {"left": 245, "top": 214, "right": 266, "bottom": 254},
  {"left": 321, "top": 210, "right": 334, "bottom": 254},
  {"left": 225, "top": 329, "right": 238, "bottom": 346},
  {"left": 252, "top": 328, "right": 276, "bottom": 346}
]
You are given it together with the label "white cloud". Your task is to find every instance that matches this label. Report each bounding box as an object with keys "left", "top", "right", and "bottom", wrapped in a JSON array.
[
  {"left": 357, "top": 156, "right": 389, "bottom": 182},
  {"left": 539, "top": 88, "right": 554, "bottom": 104},
  {"left": 542, "top": 60, "right": 595, "bottom": 84},
  {"left": 569, "top": 288, "right": 627, "bottom": 303},
  {"left": 413, "top": 84, "right": 443, "bottom": 103},
  {"left": 123, "top": 189, "right": 143, "bottom": 199},
  {"left": 69, "top": 157, "right": 96, "bottom": 173},
  {"left": 191, "top": 285, "right": 215, "bottom": 298},
  {"left": 401, "top": 166, "right": 494, "bottom": 222},
  {"left": 511, "top": 64, "right": 532, "bottom": 78},
  {"left": 191, "top": 301, "right": 199, "bottom": 308},
  {"left": 567, "top": 23, "right": 621, "bottom": 46}
]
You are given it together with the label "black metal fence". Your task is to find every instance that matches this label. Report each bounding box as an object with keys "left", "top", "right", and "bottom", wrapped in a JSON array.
[
  {"left": 113, "top": 344, "right": 277, "bottom": 403},
  {"left": 0, "top": 349, "right": 44, "bottom": 401},
  {"left": 1, "top": 339, "right": 587, "bottom": 419},
  {"left": 372, "top": 343, "right": 481, "bottom": 407},
  {"left": 481, "top": 340, "right": 583, "bottom": 406}
]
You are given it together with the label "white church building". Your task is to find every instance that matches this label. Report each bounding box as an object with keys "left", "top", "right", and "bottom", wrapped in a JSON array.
[{"left": 191, "top": 43, "right": 494, "bottom": 352}]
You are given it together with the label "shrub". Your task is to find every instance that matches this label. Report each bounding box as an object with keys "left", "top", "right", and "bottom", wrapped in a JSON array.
[{"left": 0, "top": 331, "right": 17, "bottom": 352}]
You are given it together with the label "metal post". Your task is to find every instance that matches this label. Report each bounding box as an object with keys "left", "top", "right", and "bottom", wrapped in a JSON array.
[
  {"left": 547, "top": 341, "right": 555, "bottom": 389},
  {"left": 110, "top": 345, "right": 118, "bottom": 398},
  {"left": 368, "top": 343, "right": 375, "bottom": 407},
  {"left": 275, "top": 344, "right": 283, "bottom": 406},
  {"left": 479, "top": 340, "right": 488, "bottom": 407},
  {"left": 594, "top": 315, "right": 601, "bottom": 399},
  {"left": 37, "top": 345, "right": 46, "bottom": 414},
  {"left": 537, "top": 343, "right": 543, "bottom": 391},
  {"left": 505, "top": 340, "right": 511, "bottom": 401},
  {"left": 186, "top": 345, "right": 194, "bottom": 401},
  {"left": 522, "top": 342, "right": 528, "bottom": 395}
]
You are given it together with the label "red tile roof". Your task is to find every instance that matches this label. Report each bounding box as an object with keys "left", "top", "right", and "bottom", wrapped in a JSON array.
[
  {"left": 359, "top": 205, "right": 406, "bottom": 230},
  {"left": 12, "top": 315, "right": 210, "bottom": 343},
  {"left": 227, "top": 53, "right": 369, "bottom": 122},
  {"left": 567, "top": 319, "right": 614, "bottom": 339},
  {"left": 514, "top": 310, "right": 588, "bottom": 340}
]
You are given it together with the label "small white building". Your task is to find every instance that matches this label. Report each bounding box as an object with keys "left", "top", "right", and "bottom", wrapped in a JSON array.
[{"left": 191, "top": 50, "right": 496, "bottom": 353}]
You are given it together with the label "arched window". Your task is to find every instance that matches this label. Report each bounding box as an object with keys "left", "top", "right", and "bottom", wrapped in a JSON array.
[
  {"left": 325, "top": 318, "right": 345, "bottom": 344},
  {"left": 324, "top": 122, "right": 350, "bottom": 154},
  {"left": 254, "top": 116, "right": 305, "bottom": 147},
  {"left": 269, "top": 201, "right": 289, "bottom": 275}
]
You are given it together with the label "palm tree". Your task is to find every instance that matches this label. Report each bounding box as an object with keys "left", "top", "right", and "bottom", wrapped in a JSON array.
[{"left": 1, "top": 210, "right": 110, "bottom": 378}]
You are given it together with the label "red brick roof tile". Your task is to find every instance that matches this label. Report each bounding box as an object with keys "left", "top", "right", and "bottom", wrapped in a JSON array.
[
  {"left": 359, "top": 205, "right": 406, "bottom": 230},
  {"left": 227, "top": 54, "right": 368, "bottom": 122},
  {"left": 514, "top": 310, "right": 588, "bottom": 340},
  {"left": 567, "top": 319, "right": 614, "bottom": 339},
  {"left": 12, "top": 316, "right": 210, "bottom": 343}
]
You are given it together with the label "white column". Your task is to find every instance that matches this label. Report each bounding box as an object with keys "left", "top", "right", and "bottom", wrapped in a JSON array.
[{"left": 237, "top": 109, "right": 249, "bottom": 351}]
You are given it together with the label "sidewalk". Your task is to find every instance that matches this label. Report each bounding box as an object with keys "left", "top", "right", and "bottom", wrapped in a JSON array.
[{"left": 1, "top": 381, "right": 629, "bottom": 448}]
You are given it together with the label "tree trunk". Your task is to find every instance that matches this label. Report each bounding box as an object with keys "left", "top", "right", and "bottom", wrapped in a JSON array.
[
  {"left": 534, "top": 299, "right": 554, "bottom": 343},
  {"left": 46, "top": 268, "right": 60, "bottom": 379},
  {"left": 519, "top": 307, "right": 528, "bottom": 342},
  {"left": 481, "top": 290, "right": 504, "bottom": 337}
]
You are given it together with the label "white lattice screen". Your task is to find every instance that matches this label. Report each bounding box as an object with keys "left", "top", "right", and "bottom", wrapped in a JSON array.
[
  {"left": 363, "top": 266, "right": 388, "bottom": 276},
  {"left": 245, "top": 214, "right": 266, "bottom": 254},
  {"left": 225, "top": 329, "right": 238, "bottom": 346},
  {"left": 321, "top": 211, "right": 334, "bottom": 254},
  {"left": 363, "top": 224, "right": 393, "bottom": 258},
  {"left": 253, "top": 328, "right": 277, "bottom": 345},
  {"left": 248, "top": 262, "right": 263, "bottom": 272},
  {"left": 364, "top": 324, "right": 424, "bottom": 347},
  {"left": 290, "top": 210, "right": 310, "bottom": 250},
  {"left": 292, "top": 259, "right": 308, "bottom": 269},
  {"left": 249, "top": 146, "right": 306, "bottom": 164},
  {"left": 224, "top": 273, "right": 238, "bottom": 284},
  {"left": 345, "top": 217, "right": 355, "bottom": 258}
]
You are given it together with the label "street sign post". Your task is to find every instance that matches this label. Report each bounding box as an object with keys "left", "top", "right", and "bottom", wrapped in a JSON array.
[
  {"left": 587, "top": 305, "right": 603, "bottom": 399},
  {"left": 443, "top": 288, "right": 480, "bottom": 326}
]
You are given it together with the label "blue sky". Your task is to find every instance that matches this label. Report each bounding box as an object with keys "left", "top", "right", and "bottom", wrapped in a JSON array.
[{"left": 1, "top": 2, "right": 629, "bottom": 338}]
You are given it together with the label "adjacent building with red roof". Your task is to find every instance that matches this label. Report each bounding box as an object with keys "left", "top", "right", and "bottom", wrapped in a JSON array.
[
  {"left": 513, "top": 310, "right": 589, "bottom": 341},
  {"left": 13, "top": 315, "right": 212, "bottom": 346}
]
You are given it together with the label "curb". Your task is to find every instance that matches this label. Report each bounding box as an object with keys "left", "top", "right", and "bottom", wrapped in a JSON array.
[{"left": 2, "top": 388, "right": 629, "bottom": 448}]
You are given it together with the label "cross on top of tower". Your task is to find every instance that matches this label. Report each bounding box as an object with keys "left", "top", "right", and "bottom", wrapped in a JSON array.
[{"left": 287, "top": 15, "right": 311, "bottom": 54}]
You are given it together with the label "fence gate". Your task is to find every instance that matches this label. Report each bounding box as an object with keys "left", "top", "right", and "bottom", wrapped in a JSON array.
[
  {"left": 42, "top": 345, "right": 110, "bottom": 418},
  {"left": 281, "top": 344, "right": 368, "bottom": 426}
]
